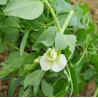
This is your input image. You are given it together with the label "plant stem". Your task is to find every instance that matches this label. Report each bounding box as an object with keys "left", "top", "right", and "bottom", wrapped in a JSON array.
[
  {"left": 75, "top": 50, "right": 86, "bottom": 66},
  {"left": 93, "top": 87, "right": 98, "bottom": 97},
  {"left": 6, "top": 41, "right": 28, "bottom": 55},
  {"left": 42, "top": 0, "right": 62, "bottom": 34},
  {"left": 66, "top": 64, "right": 73, "bottom": 97},
  {"left": 75, "top": 35, "right": 89, "bottom": 66},
  {"left": 61, "top": 10, "right": 74, "bottom": 34}
]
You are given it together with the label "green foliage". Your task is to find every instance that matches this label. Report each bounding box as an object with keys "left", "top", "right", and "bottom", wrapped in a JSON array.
[
  {"left": 53, "top": 78, "right": 69, "bottom": 97},
  {"left": 42, "top": 79, "right": 53, "bottom": 97},
  {"left": 8, "top": 77, "right": 22, "bottom": 97},
  {"left": 70, "top": 66, "right": 79, "bottom": 95},
  {"left": 0, "top": 41, "right": 7, "bottom": 53},
  {"left": 32, "top": 26, "right": 57, "bottom": 51},
  {"left": 83, "top": 65, "right": 95, "bottom": 80},
  {"left": 1, "top": 52, "right": 25, "bottom": 72},
  {"left": 0, "top": 0, "right": 97, "bottom": 97},
  {"left": 24, "top": 70, "right": 45, "bottom": 93},
  {"left": 53, "top": 0, "right": 84, "bottom": 28},
  {"left": 4, "top": 0, "right": 44, "bottom": 20},
  {"left": 0, "top": 70, "right": 9, "bottom": 78},
  {"left": 55, "top": 32, "right": 77, "bottom": 53},
  {"left": 90, "top": 54, "right": 98, "bottom": 73},
  {"left": 0, "top": 0, "right": 7, "bottom": 5},
  {"left": 20, "top": 30, "right": 30, "bottom": 56}
]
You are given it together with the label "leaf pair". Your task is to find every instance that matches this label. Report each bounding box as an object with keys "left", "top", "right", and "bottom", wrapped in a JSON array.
[
  {"left": 24, "top": 69, "right": 45, "bottom": 94},
  {"left": 42, "top": 78, "right": 69, "bottom": 97},
  {"left": 32, "top": 26, "right": 77, "bottom": 54}
]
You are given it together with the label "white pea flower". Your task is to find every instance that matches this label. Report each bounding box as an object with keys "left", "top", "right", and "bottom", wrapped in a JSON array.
[{"left": 40, "top": 48, "right": 67, "bottom": 72}]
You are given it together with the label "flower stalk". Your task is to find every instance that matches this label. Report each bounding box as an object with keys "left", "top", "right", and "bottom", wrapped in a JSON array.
[
  {"left": 42, "top": 0, "right": 62, "bottom": 34},
  {"left": 61, "top": 10, "right": 74, "bottom": 34},
  {"left": 66, "top": 64, "right": 73, "bottom": 97}
]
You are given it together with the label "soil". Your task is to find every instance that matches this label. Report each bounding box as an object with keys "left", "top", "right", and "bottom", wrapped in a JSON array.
[
  {"left": 79, "top": 80, "right": 96, "bottom": 97},
  {"left": 71, "top": 0, "right": 98, "bottom": 24},
  {"left": 82, "top": 0, "right": 98, "bottom": 24},
  {"left": 0, "top": 50, "right": 20, "bottom": 97},
  {"left": 0, "top": 0, "right": 98, "bottom": 97}
]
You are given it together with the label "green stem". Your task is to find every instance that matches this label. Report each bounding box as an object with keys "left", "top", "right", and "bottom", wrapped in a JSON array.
[
  {"left": 66, "top": 64, "right": 73, "bottom": 97},
  {"left": 6, "top": 41, "right": 28, "bottom": 55},
  {"left": 75, "top": 35, "right": 89, "bottom": 66},
  {"left": 75, "top": 50, "right": 86, "bottom": 66},
  {"left": 42, "top": 0, "right": 62, "bottom": 34},
  {"left": 61, "top": 10, "right": 74, "bottom": 34},
  {"left": 93, "top": 87, "right": 98, "bottom": 97}
]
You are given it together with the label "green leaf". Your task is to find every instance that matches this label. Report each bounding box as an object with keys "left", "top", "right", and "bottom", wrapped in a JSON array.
[
  {"left": 63, "top": 46, "right": 72, "bottom": 59},
  {"left": 79, "top": 3, "right": 90, "bottom": 16},
  {"left": 24, "top": 87, "right": 32, "bottom": 97},
  {"left": 19, "top": 87, "right": 24, "bottom": 97},
  {"left": 30, "top": 28, "right": 44, "bottom": 44},
  {"left": 0, "top": 42, "right": 7, "bottom": 53},
  {"left": 8, "top": 77, "right": 22, "bottom": 97},
  {"left": 21, "top": 53, "right": 37, "bottom": 66},
  {"left": 20, "top": 30, "right": 30, "bottom": 56},
  {"left": 4, "top": 0, "right": 44, "bottom": 20},
  {"left": 37, "top": 87, "right": 43, "bottom": 97},
  {"left": 24, "top": 63, "right": 39, "bottom": 72},
  {"left": 19, "top": 53, "right": 37, "bottom": 76},
  {"left": 83, "top": 69, "right": 93, "bottom": 80},
  {"left": 0, "top": 24, "right": 19, "bottom": 43},
  {"left": 76, "top": 23, "right": 95, "bottom": 47},
  {"left": 83, "top": 65, "right": 95, "bottom": 81},
  {"left": 24, "top": 69, "right": 45, "bottom": 93},
  {"left": 53, "top": 0, "right": 84, "bottom": 28},
  {"left": 90, "top": 54, "right": 98, "bottom": 73},
  {"left": 0, "top": 24, "right": 19, "bottom": 34},
  {"left": 76, "top": 29, "right": 89, "bottom": 46},
  {"left": 28, "top": 14, "right": 46, "bottom": 28},
  {"left": 1, "top": 52, "right": 25, "bottom": 72},
  {"left": 0, "top": 70, "right": 9, "bottom": 78},
  {"left": 0, "top": 0, "right": 7, "bottom": 5},
  {"left": 53, "top": 78, "right": 69, "bottom": 97},
  {"left": 70, "top": 66, "right": 79, "bottom": 95},
  {"left": 55, "top": 33, "right": 77, "bottom": 53},
  {"left": 3, "top": 16, "right": 20, "bottom": 28},
  {"left": 53, "top": 0, "right": 72, "bottom": 14},
  {"left": 64, "top": 0, "right": 70, "bottom": 3},
  {"left": 32, "top": 26, "right": 57, "bottom": 51},
  {"left": 42, "top": 79, "right": 53, "bottom": 97}
]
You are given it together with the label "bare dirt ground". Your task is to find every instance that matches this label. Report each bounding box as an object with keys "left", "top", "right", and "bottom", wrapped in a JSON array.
[{"left": 0, "top": 0, "right": 98, "bottom": 97}]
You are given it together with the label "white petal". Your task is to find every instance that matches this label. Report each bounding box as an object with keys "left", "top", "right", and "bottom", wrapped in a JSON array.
[
  {"left": 45, "top": 48, "right": 51, "bottom": 60},
  {"left": 50, "top": 54, "right": 67, "bottom": 72},
  {"left": 45, "top": 48, "right": 57, "bottom": 61},
  {"left": 46, "top": 48, "right": 51, "bottom": 53},
  {"left": 51, "top": 49, "right": 57, "bottom": 61},
  {"left": 40, "top": 55, "right": 50, "bottom": 71}
]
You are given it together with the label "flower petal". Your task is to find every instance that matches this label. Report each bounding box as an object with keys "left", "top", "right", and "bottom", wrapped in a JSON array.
[
  {"left": 51, "top": 49, "right": 57, "bottom": 61},
  {"left": 50, "top": 54, "right": 67, "bottom": 72},
  {"left": 40, "top": 55, "right": 50, "bottom": 71},
  {"left": 45, "top": 48, "right": 57, "bottom": 61}
]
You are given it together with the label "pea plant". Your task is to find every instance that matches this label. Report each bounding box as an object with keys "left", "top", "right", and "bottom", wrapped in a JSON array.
[{"left": 0, "top": 0, "right": 98, "bottom": 97}]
